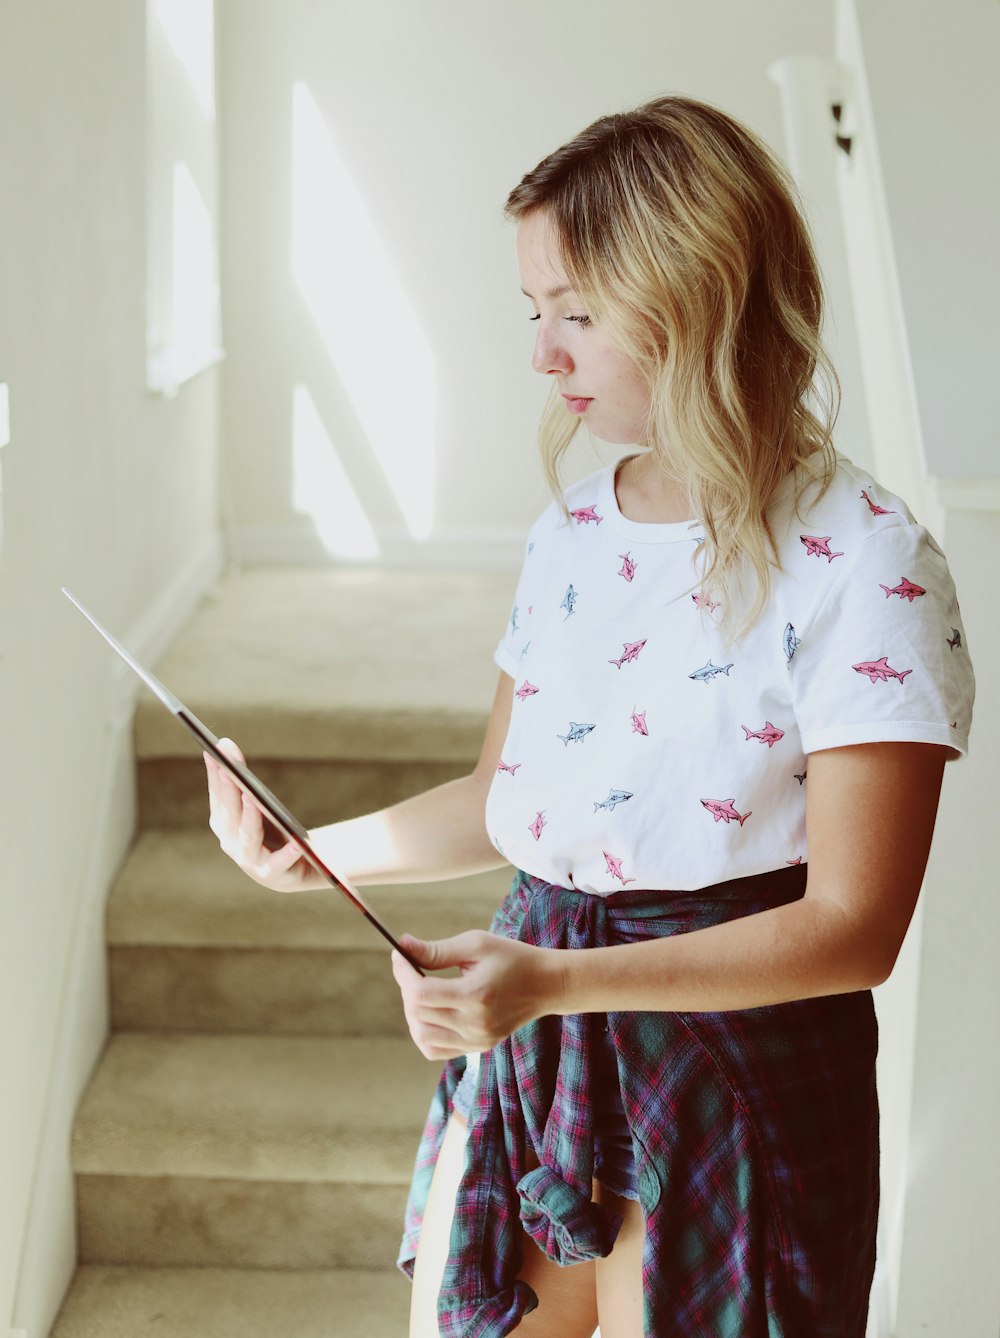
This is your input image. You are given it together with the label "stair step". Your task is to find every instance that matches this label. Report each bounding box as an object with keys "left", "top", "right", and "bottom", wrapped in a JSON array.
[
  {"left": 76, "top": 1175, "right": 411, "bottom": 1270},
  {"left": 134, "top": 567, "right": 513, "bottom": 763},
  {"left": 73, "top": 1033, "right": 439, "bottom": 1267},
  {"left": 51, "top": 1265, "right": 411, "bottom": 1337},
  {"left": 138, "top": 755, "right": 471, "bottom": 829},
  {"left": 106, "top": 831, "right": 509, "bottom": 1032},
  {"left": 108, "top": 830, "right": 509, "bottom": 949},
  {"left": 74, "top": 1033, "right": 437, "bottom": 1184}
]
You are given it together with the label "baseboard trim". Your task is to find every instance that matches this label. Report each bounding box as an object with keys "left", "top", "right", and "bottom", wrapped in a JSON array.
[
  {"left": 232, "top": 525, "right": 526, "bottom": 573},
  {"left": 110, "top": 532, "right": 226, "bottom": 729}
]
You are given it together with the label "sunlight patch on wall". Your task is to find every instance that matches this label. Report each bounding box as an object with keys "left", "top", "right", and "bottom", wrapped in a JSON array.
[
  {"left": 292, "top": 385, "right": 380, "bottom": 559},
  {"left": 169, "top": 161, "right": 222, "bottom": 383},
  {"left": 291, "top": 81, "right": 435, "bottom": 541},
  {"left": 155, "top": 0, "right": 216, "bottom": 120}
]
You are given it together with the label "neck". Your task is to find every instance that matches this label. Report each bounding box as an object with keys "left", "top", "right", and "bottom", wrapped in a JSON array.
[{"left": 616, "top": 452, "right": 695, "bottom": 524}]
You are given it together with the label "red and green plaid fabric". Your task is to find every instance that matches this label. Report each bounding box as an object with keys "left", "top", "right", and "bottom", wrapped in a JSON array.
[{"left": 398, "top": 867, "right": 878, "bottom": 1336}]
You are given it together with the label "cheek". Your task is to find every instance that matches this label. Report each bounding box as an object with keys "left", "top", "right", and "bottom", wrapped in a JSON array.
[{"left": 617, "top": 369, "right": 652, "bottom": 424}]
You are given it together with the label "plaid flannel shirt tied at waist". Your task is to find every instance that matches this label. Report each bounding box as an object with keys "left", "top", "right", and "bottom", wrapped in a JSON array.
[{"left": 397, "top": 864, "right": 879, "bottom": 1338}]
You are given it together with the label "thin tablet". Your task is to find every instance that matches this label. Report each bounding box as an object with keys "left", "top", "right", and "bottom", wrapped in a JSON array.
[{"left": 62, "top": 587, "right": 425, "bottom": 975}]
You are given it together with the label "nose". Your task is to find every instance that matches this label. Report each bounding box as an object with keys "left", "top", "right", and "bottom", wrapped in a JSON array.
[{"left": 531, "top": 322, "right": 574, "bottom": 377}]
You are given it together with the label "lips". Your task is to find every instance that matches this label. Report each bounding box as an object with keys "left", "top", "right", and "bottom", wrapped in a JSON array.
[{"left": 561, "top": 394, "right": 593, "bottom": 414}]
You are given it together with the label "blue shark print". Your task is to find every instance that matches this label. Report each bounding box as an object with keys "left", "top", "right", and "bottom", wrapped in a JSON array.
[
  {"left": 520, "top": 640, "right": 532, "bottom": 660},
  {"left": 783, "top": 622, "right": 800, "bottom": 664},
  {"left": 557, "top": 721, "right": 596, "bottom": 746},
  {"left": 688, "top": 660, "right": 734, "bottom": 683},
  {"left": 561, "top": 584, "right": 578, "bottom": 620},
  {"left": 510, "top": 605, "right": 519, "bottom": 634},
  {"left": 527, "top": 542, "right": 535, "bottom": 555},
  {"left": 593, "top": 788, "right": 634, "bottom": 813}
]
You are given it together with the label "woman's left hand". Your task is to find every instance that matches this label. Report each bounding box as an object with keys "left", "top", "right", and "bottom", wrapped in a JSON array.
[{"left": 390, "top": 931, "right": 565, "bottom": 1060}]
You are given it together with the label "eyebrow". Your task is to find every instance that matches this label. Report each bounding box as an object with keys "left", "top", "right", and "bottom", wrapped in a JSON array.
[{"left": 520, "top": 283, "right": 576, "bottom": 301}]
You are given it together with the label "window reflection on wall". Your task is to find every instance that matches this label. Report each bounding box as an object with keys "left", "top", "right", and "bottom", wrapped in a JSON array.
[
  {"left": 291, "top": 81, "right": 436, "bottom": 543},
  {"left": 292, "top": 384, "right": 379, "bottom": 560},
  {"left": 147, "top": 0, "right": 222, "bottom": 395}
]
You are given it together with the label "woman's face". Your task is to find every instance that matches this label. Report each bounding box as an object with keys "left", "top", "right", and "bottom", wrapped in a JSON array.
[{"left": 515, "top": 210, "right": 651, "bottom": 446}]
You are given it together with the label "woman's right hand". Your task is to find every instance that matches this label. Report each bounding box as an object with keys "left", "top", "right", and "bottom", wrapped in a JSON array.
[{"left": 204, "top": 739, "right": 319, "bottom": 893}]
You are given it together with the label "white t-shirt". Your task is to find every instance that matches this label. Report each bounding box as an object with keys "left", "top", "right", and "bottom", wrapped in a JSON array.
[{"left": 483, "top": 453, "right": 974, "bottom": 894}]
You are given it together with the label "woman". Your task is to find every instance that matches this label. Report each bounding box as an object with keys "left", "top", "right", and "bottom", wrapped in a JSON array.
[{"left": 206, "top": 97, "right": 974, "bottom": 1337}]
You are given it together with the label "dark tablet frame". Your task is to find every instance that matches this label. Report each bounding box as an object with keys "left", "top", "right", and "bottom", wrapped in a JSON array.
[{"left": 62, "top": 587, "right": 425, "bottom": 975}]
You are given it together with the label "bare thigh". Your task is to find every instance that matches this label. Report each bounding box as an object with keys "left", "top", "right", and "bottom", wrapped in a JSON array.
[
  {"left": 408, "top": 1109, "right": 602, "bottom": 1338},
  {"left": 593, "top": 1180, "right": 644, "bottom": 1338}
]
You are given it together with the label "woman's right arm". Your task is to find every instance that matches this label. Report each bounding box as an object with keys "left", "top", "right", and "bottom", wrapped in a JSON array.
[{"left": 205, "top": 670, "right": 515, "bottom": 893}]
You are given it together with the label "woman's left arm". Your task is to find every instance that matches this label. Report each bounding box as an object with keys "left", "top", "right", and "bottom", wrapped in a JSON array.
[{"left": 392, "top": 741, "right": 947, "bottom": 1059}]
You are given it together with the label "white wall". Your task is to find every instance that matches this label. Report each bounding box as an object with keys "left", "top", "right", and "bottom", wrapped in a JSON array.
[
  {"left": 0, "top": 3, "right": 222, "bottom": 1333},
  {"left": 832, "top": 2, "right": 1000, "bottom": 1333},
  {"left": 849, "top": 0, "right": 999, "bottom": 485},
  {"left": 217, "top": 0, "right": 836, "bottom": 567}
]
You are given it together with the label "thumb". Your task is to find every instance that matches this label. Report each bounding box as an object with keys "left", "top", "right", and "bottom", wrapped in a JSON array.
[{"left": 399, "top": 931, "right": 480, "bottom": 972}]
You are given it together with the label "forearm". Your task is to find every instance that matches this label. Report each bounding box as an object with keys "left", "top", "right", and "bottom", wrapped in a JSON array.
[
  {"left": 308, "top": 772, "right": 507, "bottom": 888},
  {"left": 553, "top": 893, "right": 887, "bottom": 1015}
]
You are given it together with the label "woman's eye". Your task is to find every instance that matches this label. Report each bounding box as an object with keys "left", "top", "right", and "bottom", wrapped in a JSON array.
[{"left": 526, "top": 313, "right": 591, "bottom": 326}]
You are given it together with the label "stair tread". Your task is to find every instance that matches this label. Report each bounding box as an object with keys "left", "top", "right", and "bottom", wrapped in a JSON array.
[
  {"left": 135, "top": 567, "right": 515, "bottom": 760},
  {"left": 73, "top": 1033, "right": 440, "bottom": 1184},
  {"left": 50, "top": 1265, "right": 410, "bottom": 1338},
  {"left": 107, "top": 829, "right": 510, "bottom": 948}
]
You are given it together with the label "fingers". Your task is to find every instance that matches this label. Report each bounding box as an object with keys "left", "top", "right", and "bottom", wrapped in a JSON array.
[
  {"left": 203, "top": 742, "right": 310, "bottom": 894},
  {"left": 205, "top": 742, "right": 245, "bottom": 834},
  {"left": 237, "top": 788, "right": 264, "bottom": 857},
  {"left": 205, "top": 741, "right": 265, "bottom": 864},
  {"left": 257, "top": 838, "right": 308, "bottom": 883},
  {"left": 391, "top": 949, "right": 489, "bottom": 1059},
  {"left": 397, "top": 931, "right": 489, "bottom": 973}
]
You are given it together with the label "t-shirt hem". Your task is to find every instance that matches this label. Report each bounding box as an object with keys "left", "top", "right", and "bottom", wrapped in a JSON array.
[
  {"left": 494, "top": 645, "right": 519, "bottom": 678},
  {"left": 800, "top": 720, "right": 967, "bottom": 758}
]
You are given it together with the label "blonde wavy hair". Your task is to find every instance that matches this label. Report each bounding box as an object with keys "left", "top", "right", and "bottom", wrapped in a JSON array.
[{"left": 505, "top": 95, "right": 839, "bottom": 641}]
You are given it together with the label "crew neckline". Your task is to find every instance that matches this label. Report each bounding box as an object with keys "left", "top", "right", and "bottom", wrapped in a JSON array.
[
  {"left": 598, "top": 454, "right": 705, "bottom": 544},
  {"left": 597, "top": 452, "right": 800, "bottom": 544}
]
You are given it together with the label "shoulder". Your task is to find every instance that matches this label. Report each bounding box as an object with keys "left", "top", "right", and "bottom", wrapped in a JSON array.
[
  {"left": 523, "top": 462, "right": 616, "bottom": 547},
  {"left": 769, "top": 453, "right": 942, "bottom": 573}
]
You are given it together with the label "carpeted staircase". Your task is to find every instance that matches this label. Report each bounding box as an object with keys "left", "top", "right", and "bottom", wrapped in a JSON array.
[{"left": 50, "top": 567, "right": 517, "bottom": 1337}]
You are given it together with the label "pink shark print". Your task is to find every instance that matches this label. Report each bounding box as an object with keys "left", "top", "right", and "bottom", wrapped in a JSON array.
[
  {"left": 515, "top": 681, "right": 540, "bottom": 701},
  {"left": 630, "top": 707, "right": 648, "bottom": 736},
  {"left": 852, "top": 657, "right": 912, "bottom": 684},
  {"left": 571, "top": 505, "right": 603, "bottom": 526},
  {"left": 741, "top": 721, "right": 785, "bottom": 748},
  {"left": 496, "top": 759, "right": 521, "bottom": 776},
  {"left": 692, "top": 592, "right": 721, "bottom": 612},
  {"left": 800, "top": 534, "right": 844, "bottom": 563},
  {"left": 609, "top": 639, "right": 647, "bottom": 669},
  {"left": 879, "top": 577, "right": 926, "bottom": 603},
  {"left": 861, "top": 488, "right": 896, "bottom": 517},
  {"left": 701, "top": 798, "right": 752, "bottom": 826},
  {"left": 786, "top": 856, "right": 803, "bottom": 865},
  {"left": 529, "top": 810, "right": 547, "bottom": 841},
  {"left": 603, "top": 851, "right": 636, "bottom": 887},
  {"left": 618, "top": 552, "right": 637, "bottom": 582}
]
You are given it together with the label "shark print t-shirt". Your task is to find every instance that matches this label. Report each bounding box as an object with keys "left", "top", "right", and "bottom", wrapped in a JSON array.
[{"left": 484, "top": 453, "right": 975, "bottom": 894}]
